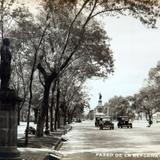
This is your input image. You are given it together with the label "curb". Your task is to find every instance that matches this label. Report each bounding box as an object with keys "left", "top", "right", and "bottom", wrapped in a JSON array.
[
  {"left": 65, "top": 125, "right": 72, "bottom": 134},
  {"left": 54, "top": 138, "right": 63, "bottom": 150},
  {"left": 54, "top": 125, "right": 72, "bottom": 151}
]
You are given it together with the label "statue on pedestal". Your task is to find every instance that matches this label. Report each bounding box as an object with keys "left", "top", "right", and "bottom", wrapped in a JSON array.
[
  {"left": 0, "top": 38, "right": 11, "bottom": 89},
  {"left": 99, "top": 93, "right": 102, "bottom": 100}
]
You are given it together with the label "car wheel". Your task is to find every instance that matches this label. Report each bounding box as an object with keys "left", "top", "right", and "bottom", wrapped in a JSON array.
[{"left": 100, "top": 126, "right": 103, "bottom": 130}]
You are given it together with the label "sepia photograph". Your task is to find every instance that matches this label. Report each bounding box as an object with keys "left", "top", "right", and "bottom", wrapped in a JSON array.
[{"left": 0, "top": 0, "right": 160, "bottom": 160}]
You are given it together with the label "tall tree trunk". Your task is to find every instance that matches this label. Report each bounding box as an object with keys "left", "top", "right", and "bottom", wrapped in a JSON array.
[
  {"left": 68, "top": 112, "right": 72, "bottom": 124},
  {"left": 17, "top": 105, "right": 21, "bottom": 125},
  {"left": 54, "top": 111, "right": 57, "bottom": 131},
  {"left": 17, "top": 99, "right": 26, "bottom": 125},
  {"left": 57, "top": 111, "right": 60, "bottom": 128},
  {"left": 34, "top": 108, "right": 38, "bottom": 124},
  {"left": 63, "top": 104, "right": 67, "bottom": 126},
  {"left": 25, "top": 50, "right": 37, "bottom": 145},
  {"left": 36, "top": 81, "right": 51, "bottom": 137},
  {"left": 50, "top": 81, "right": 56, "bottom": 132},
  {"left": 45, "top": 106, "right": 49, "bottom": 134},
  {"left": 64, "top": 111, "right": 67, "bottom": 126},
  {"left": 54, "top": 83, "right": 60, "bottom": 130},
  {"left": 54, "top": 108, "right": 58, "bottom": 130},
  {"left": 50, "top": 103, "right": 53, "bottom": 132},
  {"left": 148, "top": 110, "right": 153, "bottom": 127}
]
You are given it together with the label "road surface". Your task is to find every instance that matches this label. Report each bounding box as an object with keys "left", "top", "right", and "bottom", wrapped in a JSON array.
[{"left": 60, "top": 120, "right": 160, "bottom": 160}]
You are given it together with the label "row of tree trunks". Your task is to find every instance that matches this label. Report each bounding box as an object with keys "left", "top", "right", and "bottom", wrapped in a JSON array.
[{"left": 36, "top": 77, "right": 64, "bottom": 136}]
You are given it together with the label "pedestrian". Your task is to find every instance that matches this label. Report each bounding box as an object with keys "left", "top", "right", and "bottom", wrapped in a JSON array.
[
  {"left": 147, "top": 119, "right": 153, "bottom": 127},
  {"left": 149, "top": 119, "right": 153, "bottom": 127}
]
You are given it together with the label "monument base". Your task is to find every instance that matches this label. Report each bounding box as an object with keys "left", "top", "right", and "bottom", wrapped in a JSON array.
[
  {"left": 0, "top": 89, "right": 22, "bottom": 160},
  {"left": 0, "top": 147, "right": 21, "bottom": 160}
]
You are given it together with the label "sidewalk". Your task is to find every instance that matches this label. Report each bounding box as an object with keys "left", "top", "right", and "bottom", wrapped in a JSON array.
[{"left": 17, "top": 124, "right": 72, "bottom": 160}]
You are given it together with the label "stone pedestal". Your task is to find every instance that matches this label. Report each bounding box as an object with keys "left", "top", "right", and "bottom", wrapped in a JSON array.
[{"left": 0, "top": 89, "right": 21, "bottom": 160}]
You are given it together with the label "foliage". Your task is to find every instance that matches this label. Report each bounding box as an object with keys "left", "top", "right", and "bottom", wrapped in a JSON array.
[
  {"left": 104, "top": 96, "right": 135, "bottom": 119},
  {"left": 43, "top": 0, "right": 160, "bottom": 27}
]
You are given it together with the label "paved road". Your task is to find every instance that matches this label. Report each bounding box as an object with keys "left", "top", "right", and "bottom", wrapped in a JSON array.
[{"left": 60, "top": 120, "right": 160, "bottom": 160}]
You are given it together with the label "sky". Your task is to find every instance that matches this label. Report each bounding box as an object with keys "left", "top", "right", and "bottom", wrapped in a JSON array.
[{"left": 85, "top": 15, "right": 160, "bottom": 109}]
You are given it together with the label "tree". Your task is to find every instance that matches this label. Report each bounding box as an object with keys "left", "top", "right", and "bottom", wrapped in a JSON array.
[
  {"left": 35, "top": 6, "right": 114, "bottom": 136},
  {"left": 104, "top": 96, "right": 135, "bottom": 119},
  {"left": 137, "top": 86, "right": 160, "bottom": 126},
  {"left": 0, "top": 0, "right": 16, "bottom": 39},
  {"left": 134, "top": 61, "right": 160, "bottom": 126},
  {"left": 148, "top": 61, "right": 160, "bottom": 88},
  {"left": 11, "top": 51, "right": 29, "bottom": 125},
  {"left": 58, "top": 69, "right": 88, "bottom": 125}
]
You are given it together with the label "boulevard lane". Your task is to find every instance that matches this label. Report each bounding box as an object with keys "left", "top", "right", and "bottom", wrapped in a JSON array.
[{"left": 60, "top": 120, "right": 160, "bottom": 160}]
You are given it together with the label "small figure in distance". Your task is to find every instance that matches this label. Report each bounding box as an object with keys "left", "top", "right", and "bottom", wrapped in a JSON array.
[
  {"left": 147, "top": 119, "right": 153, "bottom": 127},
  {"left": 99, "top": 93, "right": 102, "bottom": 100},
  {"left": 99, "top": 118, "right": 104, "bottom": 128}
]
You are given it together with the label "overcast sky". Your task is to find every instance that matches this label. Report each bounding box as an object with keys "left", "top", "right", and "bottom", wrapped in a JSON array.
[{"left": 85, "top": 15, "right": 160, "bottom": 109}]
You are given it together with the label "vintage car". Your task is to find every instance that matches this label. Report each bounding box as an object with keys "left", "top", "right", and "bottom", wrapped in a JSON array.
[
  {"left": 99, "top": 116, "right": 114, "bottom": 130},
  {"left": 117, "top": 116, "right": 132, "bottom": 128},
  {"left": 25, "top": 126, "right": 36, "bottom": 135},
  {"left": 95, "top": 113, "right": 105, "bottom": 127},
  {"left": 76, "top": 118, "right": 82, "bottom": 123}
]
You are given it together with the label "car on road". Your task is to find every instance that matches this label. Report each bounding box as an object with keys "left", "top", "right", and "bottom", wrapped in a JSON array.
[
  {"left": 99, "top": 116, "right": 114, "bottom": 130},
  {"left": 76, "top": 118, "right": 82, "bottom": 123},
  {"left": 25, "top": 126, "right": 36, "bottom": 135},
  {"left": 95, "top": 113, "right": 105, "bottom": 127},
  {"left": 117, "top": 116, "right": 132, "bottom": 128}
]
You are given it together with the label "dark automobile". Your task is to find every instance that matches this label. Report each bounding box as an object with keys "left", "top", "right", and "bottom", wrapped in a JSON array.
[
  {"left": 76, "top": 119, "right": 82, "bottom": 123},
  {"left": 117, "top": 116, "right": 132, "bottom": 128},
  {"left": 99, "top": 116, "right": 114, "bottom": 130},
  {"left": 25, "top": 126, "right": 36, "bottom": 135}
]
